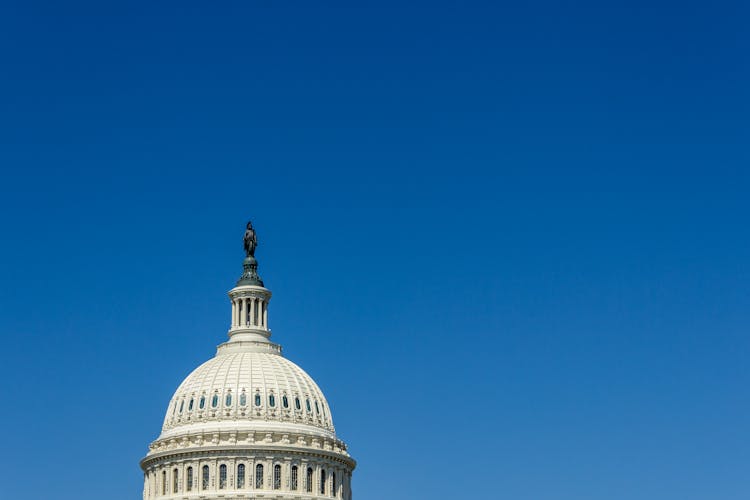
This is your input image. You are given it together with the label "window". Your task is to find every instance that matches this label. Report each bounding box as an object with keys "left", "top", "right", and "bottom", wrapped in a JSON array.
[
  {"left": 187, "top": 467, "right": 193, "bottom": 491},
  {"left": 282, "top": 395, "right": 289, "bottom": 408},
  {"left": 173, "top": 469, "right": 179, "bottom": 493},
  {"left": 211, "top": 394, "right": 218, "bottom": 408},
  {"left": 306, "top": 399, "right": 311, "bottom": 412},
  {"left": 240, "top": 392, "right": 247, "bottom": 406},
  {"left": 199, "top": 396, "right": 205, "bottom": 409},
  {"left": 291, "top": 465, "right": 298, "bottom": 490},
  {"left": 225, "top": 393, "right": 232, "bottom": 406},
  {"left": 202, "top": 465, "right": 210, "bottom": 490},
  {"left": 255, "top": 393, "right": 262, "bottom": 406},
  {"left": 162, "top": 471, "right": 167, "bottom": 495},
  {"left": 306, "top": 467, "right": 313, "bottom": 493},
  {"left": 320, "top": 470, "right": 326, "bottom": 495},
  {"left": 273, "top": 464, "right": 281, "bottom": 489},
  {"left": 179, "top": 400, "right": 184, "bottom": 413},
  {"left": 315, "top": 400, "right": 320, "bottom": 415},
  {"left": 295, "top": 397, "right": 301, "bottom": 410},
  {"left": 269, "top": 394, "right": 276, "bottom": 407},
  {"left": 332, "top": 471, "right": 336, "bottom": 498},
  {"left": 219, "top": 464, "right": 227, "bottom": 489},
  {"left": 237, "top": 464, "right": 245, "bottom": 489},
  {"left": 255, "top": 464, "right": 264, "bottom": 488}
]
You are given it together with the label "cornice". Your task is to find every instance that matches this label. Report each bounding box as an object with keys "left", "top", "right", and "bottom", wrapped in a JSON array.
[{"left": 141, "top": 445, "right": 356, "bottom": 471}]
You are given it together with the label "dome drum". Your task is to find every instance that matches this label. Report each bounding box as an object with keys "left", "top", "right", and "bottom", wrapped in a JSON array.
[{"left": 143, "top": 451, "right": 352, "bottom": 499}]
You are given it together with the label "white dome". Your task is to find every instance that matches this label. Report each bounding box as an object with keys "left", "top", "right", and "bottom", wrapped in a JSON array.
[
  {"left": 141, "top": 232, "right": 355, "bottom": 500},
  {"left": 161, "top": 349, "right": 335, "bottom": 435}
]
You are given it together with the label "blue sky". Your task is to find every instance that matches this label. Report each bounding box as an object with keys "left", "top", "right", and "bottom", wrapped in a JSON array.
[{"left": 0, "top": 1, "right": 748, "bottom": 499}]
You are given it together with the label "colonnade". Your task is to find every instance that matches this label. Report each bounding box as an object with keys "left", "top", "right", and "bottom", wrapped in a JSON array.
[
  {"left": 230, "top": 296, "right": 268, "bottom": 329},
  {"left": 145, "top": 457, "right": 352, "bottom": 500}
]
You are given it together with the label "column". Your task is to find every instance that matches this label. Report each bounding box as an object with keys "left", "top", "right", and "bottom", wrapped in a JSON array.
[
  {"left": 301, "top": 460, "right": 309, "bottom": 493},
  {"left": 263, "top": 300, "right": 268, "bottom": 328},
  {"left": 250, "top": 299, "right": 255, "bottom": 325},
  {"left": 231, "top": 300, "right": 237, "bottom": 327},
  {"left": 243, "top": 298, "right": 249, "bottom": 326}
]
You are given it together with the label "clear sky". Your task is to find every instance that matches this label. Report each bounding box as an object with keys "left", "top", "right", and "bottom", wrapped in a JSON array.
[{"left": 0, "top": 1, "right": 748, "bottom": 499}]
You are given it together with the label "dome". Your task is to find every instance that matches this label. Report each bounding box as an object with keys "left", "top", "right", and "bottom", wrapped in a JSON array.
[
  {"left": 160, "top": 349, "right": 335, "bottom": 437},
  {"left": 141, "top": 222, "right": 355, "bottom": 500}
]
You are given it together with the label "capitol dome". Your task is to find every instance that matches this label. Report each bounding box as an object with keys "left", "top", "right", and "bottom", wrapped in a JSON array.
[
  {"left": 141, "top": 221, "right": 355, "bottom": 500},
  {"left": 160, "top": 351, "right": 336, "bottom": 435}
]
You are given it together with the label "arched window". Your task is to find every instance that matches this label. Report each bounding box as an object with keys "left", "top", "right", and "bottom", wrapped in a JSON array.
[
  {"left": 240, "top": 392, "right": 247, "bottom": 406},
  {"left": 306, "top": 467, "right": 313, "bottom": 493},
  {"left": 255, "top": 464, "right": 264, "bottom": 489},
  {"left": 199, "top": 396, "right": 205, "bottom": 409},
  {"left": 291, "top": 465, "right": 298, "bottom": 490},
  {"left": 273, "top": 464, "right": 281, "bottom": 489},
  {"left": 306, "top": 399, "right": 312, "bottom": 412},
  {"left": 202, "top": 465, "right": 210, "bottom": 490},
  {"left": 225, "top": 393, "right": 232, "bottom": 406},
  {"left": 320, "top": 470, "right": 326, "bottom": 495},
  {"left": 269, "top": 394, "right": 276, "bottom": 407},
  {"left": 188, "top": 398, "right": 194, "bottom": 411},
  {"left": 282, "top": 395, "right": 289, "bottom": 408},
  {"left": 162, "top": 471, "right": 167, "bottom": 495},
  {"left": 295, "top": 397, "right": 301, "bottom": 410},
  {"left": 255, "top": 393, "right": 262, "bottom": 406},
  {"left": 315, "top": 400, "right": 320, "bottom": 415},
  {"left": 219, "top": 464, "right": 227, "bottom": 489},
  {"left": 186, "top": 467, "right": 193, "bottom": 492},
  {"left": 173, "top": 468, "right": 179, "bottom": 493},
  {"left": 211, "top": 394, "right": 219, "bottom": 408},
  {"left": 332, "top": 471, "right": 336, "bottom": 498},
  {"left": 237, "top": 464, "right": 245, "bottom": 489}
]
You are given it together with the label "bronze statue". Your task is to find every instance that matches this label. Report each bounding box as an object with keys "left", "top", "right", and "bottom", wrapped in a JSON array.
[{"left": 243, "top": 221, "right": 257, "bottom": 257}]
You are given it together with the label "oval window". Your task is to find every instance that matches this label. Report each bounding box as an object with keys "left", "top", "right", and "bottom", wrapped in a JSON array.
[
  {"left": 295, "top": 397, "right": 301, "bottom": 410},
  {"left": 199, "top": 396, "right": 205, "bottom": 409},
  {"left": 254, "top": 393, "right": 261, "bottom": 406},
  {"left": 315, "top": 401, "right": 320, "bottom": 414},
  {"left": 282, "top": 395, "right": 289, "bottom": 408},
  {"left": 211, "top": 394, "right": 219, "bottom": 408},
  {"left": 306, "top": 399, "right": 311, "bottom": 412},
  {"left": 179, "top": 400, "right": 184, "bottom": 413},
  {"left": 225, "top": 393, "right": 232, "bottom": 406},
  {"left": 188, "top": 398, "right": 194, "bottom": 411},
  {"left": 240, "top": 392, "right": 247, "bottom": 406},
  {"left": 269, "top": 394, "right": 276, "bottom": 407}
]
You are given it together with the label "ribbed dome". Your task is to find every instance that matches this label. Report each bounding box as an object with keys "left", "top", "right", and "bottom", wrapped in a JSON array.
[
  {"left": 142, "top": 224, "right": 355, "bottom": 500},
  {"left": 161, "top": 349, "right": 335, "bottom": 436}
]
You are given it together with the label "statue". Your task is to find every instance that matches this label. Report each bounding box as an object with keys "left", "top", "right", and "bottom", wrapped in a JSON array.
[{"left": 243, "top": 221, "right": 257, "bottom": 257}]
